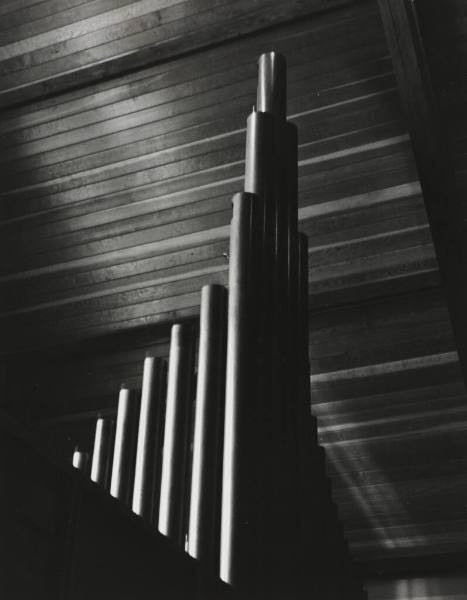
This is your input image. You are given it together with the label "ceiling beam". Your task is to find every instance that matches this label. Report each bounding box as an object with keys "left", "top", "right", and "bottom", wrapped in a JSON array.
[{"left": 377, "top": 0, "right": 467, "bottom": 387}]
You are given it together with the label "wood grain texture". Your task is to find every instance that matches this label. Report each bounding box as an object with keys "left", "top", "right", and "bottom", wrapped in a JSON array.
[
  {"left": 378, "top": 0, "right": 467, "bottom": 387},
  {"left": 0, "top": 0, "right": 357, "bottom": 108},
  {"left": 1, "top": 2, "right": 434, "bottom": 354},
  {"left": 366, "top": 575, "right": 467, "bottom": 600}
]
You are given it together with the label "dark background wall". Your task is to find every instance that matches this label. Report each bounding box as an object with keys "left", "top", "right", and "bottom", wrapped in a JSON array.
[{"left": 1, "top": 0, "right": 467, "bottom": 587}]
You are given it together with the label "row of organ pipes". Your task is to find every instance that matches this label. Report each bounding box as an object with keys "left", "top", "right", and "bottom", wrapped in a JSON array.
[{"left": 72, "top": 52, "right": 367, "bottom": 600}]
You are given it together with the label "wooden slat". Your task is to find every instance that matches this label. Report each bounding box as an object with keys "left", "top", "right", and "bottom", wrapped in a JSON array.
[
  {"left": 0, "top": 0, "right": 358, "bottom": 108},
  {"left": 378, "top": 0, "right": 467, "bottom": 388},
  {"left": 0, "top": 3, "right": 436, "bottom": 354},
  {"left": 366, "top": 576, "right": 467, "bottom": 600}
]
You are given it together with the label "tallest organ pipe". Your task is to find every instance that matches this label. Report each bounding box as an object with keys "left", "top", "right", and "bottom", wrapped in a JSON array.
[{"left": 220, "top": 52, "right": 297, "bottom": 595}]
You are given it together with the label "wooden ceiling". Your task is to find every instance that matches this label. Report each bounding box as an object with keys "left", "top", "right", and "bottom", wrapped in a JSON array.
[{"left": 1, "top": 0, "right": 467, "bottom": 571}]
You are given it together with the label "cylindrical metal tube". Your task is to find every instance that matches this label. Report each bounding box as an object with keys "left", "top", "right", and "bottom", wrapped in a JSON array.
[
  {"left": 72, "top": 448, "right": 89, "bottom": 473},
  {"left": 244, "top": 110, "right": 275, "bottom": 197},
  {"left": 244, "top": 110, "right": 275, "bottom": 298},
  {"left": 132, "top": 355, "right": 166, "bottom": 524},
  {"left": 158, "top": 324, "right": 195, "bottom": 546},
  {"left": 257, "top": 52, "right": 286, "bottom": 120},
  {"left": 90, "top": 417, "right": 115, "bottom": 489},
  {"left": 110, "top": 385, "right": 140, "bottom": 506},
  {"left": 220, "top": 192, "right": 262, "bottom": 589},
  {"left": 152, "top": 360, "right": 167, "bottom": 527},
  {"left": 188, "top": 284, "right": 227, "bottom": 568}
]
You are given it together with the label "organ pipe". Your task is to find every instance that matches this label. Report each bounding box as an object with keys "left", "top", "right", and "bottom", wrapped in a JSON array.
[
  {"left": 132, "top": 355, "right": 165, "bottom": 524},
  {"left": 158, "top": 324, "right": 195, "bottom": 546},
  {"left": 90, "top": 417, "right": 115, "bottom": 489},
  {"left": 188, "top": 284, "right": 227, "bottom": 569},
  {"left": 72, "top": 448, "right": 89, "bottom": 473},
  {"left": 110, "top": 385, "right": 140, "bottom": 506},
  {"left": 68, "top": 50, "right": 367, "bottom": 600},
  {"left": 220, "top": 51, "right": 298, "bottom": 596},
  {"left": 220, "top": 192, "right": 263, "bottom": 589}
]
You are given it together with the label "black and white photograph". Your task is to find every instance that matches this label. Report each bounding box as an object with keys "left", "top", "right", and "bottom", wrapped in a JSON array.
[{"left": 0, "top": 1, "right": 466, "bottom": 598}]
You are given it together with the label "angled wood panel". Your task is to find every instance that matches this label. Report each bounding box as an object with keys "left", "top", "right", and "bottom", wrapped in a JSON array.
[
  {"left": 0, "top": 2, "right": 438, "bottom": 353},
  {"left": 0, "top": 0, "right": 356, "bottom": 107}
]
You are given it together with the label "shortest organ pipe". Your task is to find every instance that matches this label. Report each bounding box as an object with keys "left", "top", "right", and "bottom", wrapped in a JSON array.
[
  {"left": 90, "top": 417, "right": 115, "bottom": 489},
  {"left": 72, "top": 448, "right": 89, "bottom": 472},
  {"left": 110, "top": 385, "right": 140, "bottom": 506},
  {"left": 188, "top": 284, "right": 227, "bottom": 566},
  {"left": 132, "top": 355, "right": 165, "bottom": 524},
  {"left": 158, "top": 324, "right": 195, "bottom": 546}
]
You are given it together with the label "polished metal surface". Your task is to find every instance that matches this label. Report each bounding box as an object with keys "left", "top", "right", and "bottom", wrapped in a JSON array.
[
  {"left": 110, "top": 385, "right": 140, "bottom": 506},
  {"left": 256, "top": 52, "right": 286, "bottom": 119},
  {"left": 132, "top": 355, "right": 166, "bottom": 523},
  {"left": 158, "top": 324, "right": 195, "bottom": 546},
  {"left": 188, "top": 284, "right": 227, "bottom": 567},
  {"left": 90, "top": 417, "right": 115, "bottom": 489},
  {"left": 220, "top": 192, "right": 262, "bottom": 588},
  {"left": 72, "top": 449, "right": 89, "bottom": 472}
]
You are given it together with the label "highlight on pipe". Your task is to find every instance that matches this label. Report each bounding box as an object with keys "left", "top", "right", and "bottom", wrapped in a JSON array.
[
  {"left": 256, "top": 51, "right": 286, "bottom": 118},
  {"left": 90, "top": 418, "right": 105, "bottom": 483}
]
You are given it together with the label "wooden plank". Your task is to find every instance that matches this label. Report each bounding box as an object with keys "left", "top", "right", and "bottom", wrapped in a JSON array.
[
  {"left": 2, "top": 143, "right": 414, "bottom": 255},
  {"left": 0, "top": 0, "right": 359, "bottom": 108},
  {"left": 330, "top": 456, "right": 467, "bottom": 490},
  {"left": 347, "top": 519, "right": 467, "bottom": 558},
  {"left": 0, "top": 0, "right": 438, "bottom": 360},
  {"left": 0, "top": 245, "right": 228, "bottom": 313},
  {"left": 0, "top": 0, "right": 49, "bottom": 17},
  {"left": 320, "top": 403, "right": 467, "bottom": 444},
  {"left": 359, "top": 553, "right": 467, "bottom": 577},
  {"left": 310, "top": 352, "right": 463, "bottom": 404},
  {"left": 0, "top": 0, "right": 138, "bottom": 39},
  {"left": 378, "top": 0, "right": 467, "bottom": 388},
  {"left": 0, "top": 0, "right": 181, "bottom": 60},
  {"left": 0, "top": 66, "right": 395, "bottom": 170},
  {"left": 313, "top": 378, "right": 466, "bottom": 417},
  {"left": 0, "top": 47, "right": 391, "bottom": 136},
  {"left": 1, "top": 70, "right": 395, "bottom": 182},
  {"left": 0, "top": 3, "right": 383, "bottom": 128},
  {"left": 0, "top": 98, "right": 402, "bottom": 228},
  {"left": 0, "top": 0, "right": 377, "bottom": 81},
  {"left": 324, "top": 425, "right": 467, "bottom": 470}
]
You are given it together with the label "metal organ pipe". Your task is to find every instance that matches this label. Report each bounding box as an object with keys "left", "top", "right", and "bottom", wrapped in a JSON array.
[
  {"left": 220, "top": 192, "right": 262, "bottom": 589},
  {"left": 132, "top": 355, "right": 166, "bottom": 524},
  {"left": 110, "top": 385, "right": 140, "bottom": 506},
  {"left": 90, "top": 417, "right": 115, "bottom": 489},
  {"left": 158, "top": 324, "right": 195, "bottom": 546},
  {"left": 64, "top": 50, "right": 367, "bottom": 600},
  {"left": 188, "top": 284, "right": 227, "bottom": 569},
  {"left": 72, "top": 449, "right": 89, "bottom": 473},
  {"left": 220, "top": 50, "right": 300, "bottom": 595}
]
